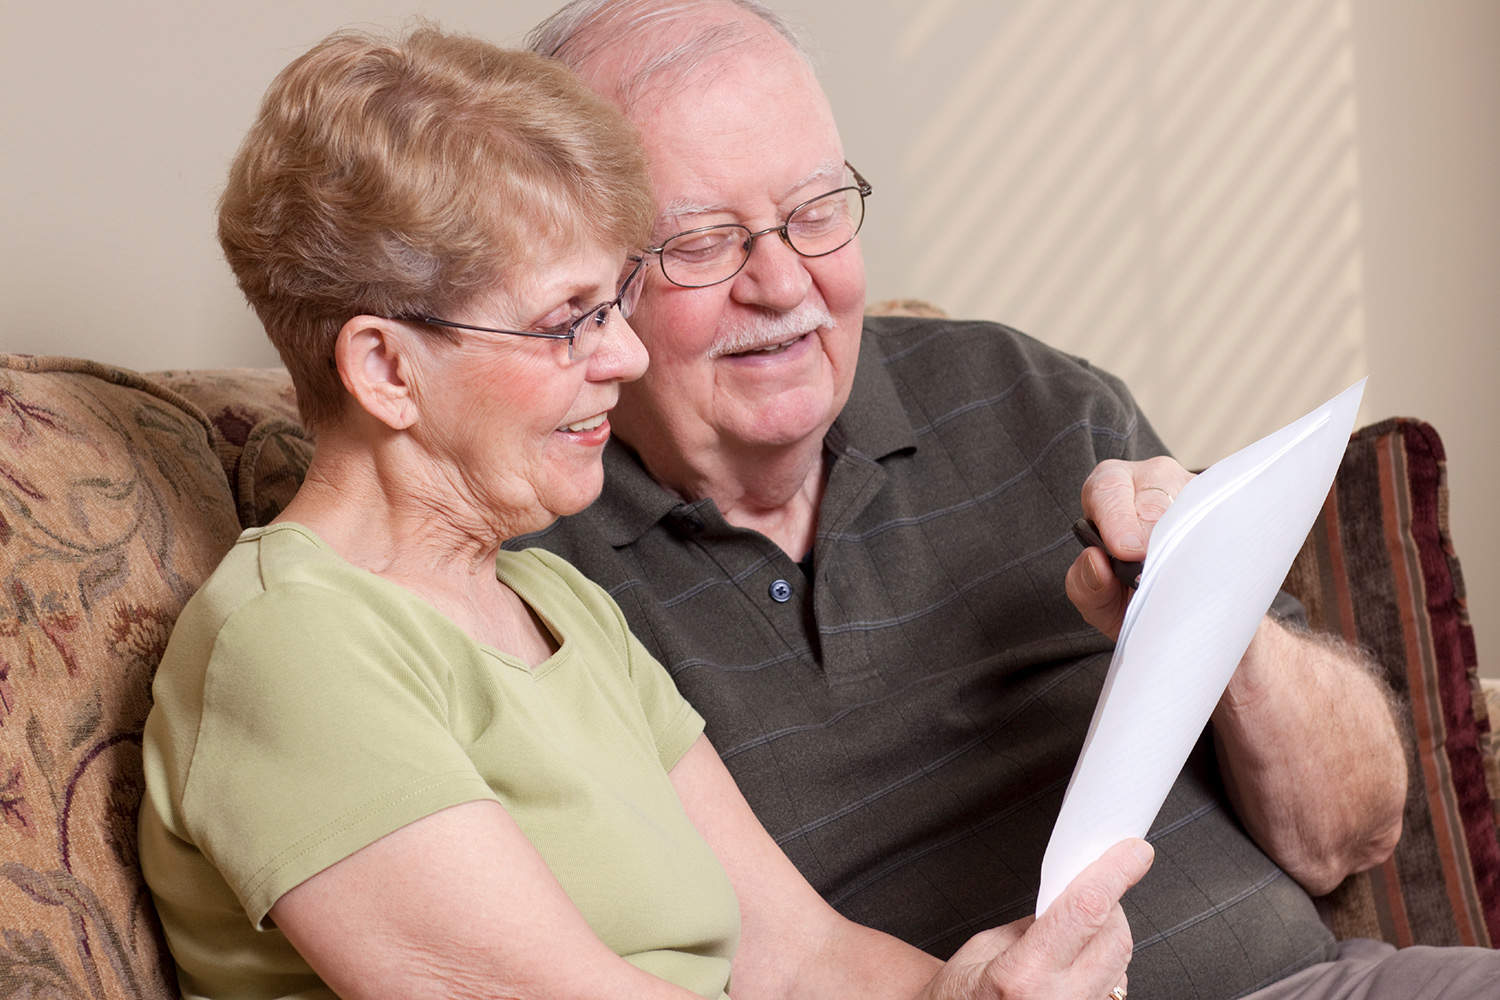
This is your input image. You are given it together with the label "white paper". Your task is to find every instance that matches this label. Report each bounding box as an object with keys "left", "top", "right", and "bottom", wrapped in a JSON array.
[{"left": 1035, "top": 379, "right": 1366, "bottom": 916}]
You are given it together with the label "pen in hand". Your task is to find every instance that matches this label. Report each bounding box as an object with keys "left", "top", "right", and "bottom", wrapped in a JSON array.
[{"left": 1072, "top": 518, "right": 1144, "bottom": 590}]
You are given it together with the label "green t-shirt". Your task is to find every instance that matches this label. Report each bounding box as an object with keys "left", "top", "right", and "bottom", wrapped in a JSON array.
[{"left": 140, "top": 523, "right": 739, "bottom": 1000}]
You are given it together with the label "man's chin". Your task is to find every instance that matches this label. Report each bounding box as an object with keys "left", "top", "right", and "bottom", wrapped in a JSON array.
[{"left": 723, "top": 387, "right": 838, "bottom": 451}]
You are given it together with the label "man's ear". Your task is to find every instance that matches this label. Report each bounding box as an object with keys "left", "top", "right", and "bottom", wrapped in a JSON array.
[{"left": 334, "top": 317, "right": 422, "bottom": 431}]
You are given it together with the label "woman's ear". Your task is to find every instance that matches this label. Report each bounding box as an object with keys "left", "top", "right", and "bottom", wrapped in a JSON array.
[{"left": 334, "top": 317, "right": 422, "bottom": 431}]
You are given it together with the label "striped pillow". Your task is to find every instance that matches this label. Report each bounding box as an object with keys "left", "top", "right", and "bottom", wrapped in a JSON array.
[{"left": 1283, "top": 418, "right": 1499, "bottom": 946}]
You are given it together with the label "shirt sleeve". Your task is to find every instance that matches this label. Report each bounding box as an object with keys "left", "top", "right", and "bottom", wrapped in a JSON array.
[
  {"left": 181, "top": 581, "right": 499, "bottom": 926},
  {"left": 1073, "top": 356, "right": 1174, "bottom": 464}
]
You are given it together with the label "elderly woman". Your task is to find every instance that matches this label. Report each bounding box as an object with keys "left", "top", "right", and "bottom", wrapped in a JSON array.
[{"left": 139, "top": 25, "right": 1149, "bottom": 1000}]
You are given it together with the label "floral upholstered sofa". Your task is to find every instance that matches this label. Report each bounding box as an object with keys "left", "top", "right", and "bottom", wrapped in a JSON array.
[{"left": 2, "top": 337, "right": 1496, "bottom": 998}]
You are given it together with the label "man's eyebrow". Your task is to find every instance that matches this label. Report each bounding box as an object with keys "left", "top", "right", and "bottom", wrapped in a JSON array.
[
  {"left": 656, "top": 159, "right": 847, "bottom": 222},
  {"left": 658, "top": 197, "right": 724, "bottom": 218},
  {"left": 790, "top": 159, "right": 845, "bottom": 196}
]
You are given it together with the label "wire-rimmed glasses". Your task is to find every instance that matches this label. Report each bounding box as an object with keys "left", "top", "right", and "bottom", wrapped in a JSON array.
[
  {"left": 398, "top": 256, "right": 645, "bottom": 362},
  {"left": 646, "top": 163, "right": 871, "bottom": 289}
]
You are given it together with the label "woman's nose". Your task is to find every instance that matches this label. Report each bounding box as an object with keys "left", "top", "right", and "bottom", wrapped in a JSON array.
[{"left": 588, "top": 311, "right": 649, "bottom": 383}]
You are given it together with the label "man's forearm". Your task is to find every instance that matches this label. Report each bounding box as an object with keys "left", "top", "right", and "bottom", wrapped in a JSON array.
[{"left": 1210, "top": 617, "right": 1407, "bottom": 895}]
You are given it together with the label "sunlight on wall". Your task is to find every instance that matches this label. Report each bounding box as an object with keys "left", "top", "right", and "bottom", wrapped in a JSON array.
[{"left": 890, "top": 0, "right": 1366, "bottom": 469}]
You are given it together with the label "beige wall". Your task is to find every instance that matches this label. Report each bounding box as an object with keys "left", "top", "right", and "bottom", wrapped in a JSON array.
[
  {"left": 1351, "top": 1, "right": 1500, "bottom": 680},
  {"left": 3, "top": 1, "right": 1495, "bottom": 674}
]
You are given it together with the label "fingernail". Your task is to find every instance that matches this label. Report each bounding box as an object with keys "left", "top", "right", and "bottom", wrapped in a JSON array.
[
  {"left": 1082, "top": 555, "right": 1100, "bottom": 590},
  {"left": 1132, "top": 840, "right": 1155, "bottom": 865},
  {"left": 1121, "top": 533, "right": 1143, "bottom": 553}
]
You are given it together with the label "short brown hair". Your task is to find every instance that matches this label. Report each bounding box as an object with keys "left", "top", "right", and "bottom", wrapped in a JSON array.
[{"left": 218, "top": 24, "right": 654, "bottom": 431}]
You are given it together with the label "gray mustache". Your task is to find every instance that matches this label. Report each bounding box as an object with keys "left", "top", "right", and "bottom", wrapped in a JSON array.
[{"left": 707, "top": 305, "right": 836, "bottom": 359}]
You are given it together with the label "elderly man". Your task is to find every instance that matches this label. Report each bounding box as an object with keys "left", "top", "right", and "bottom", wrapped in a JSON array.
[{"left": 514, "top": 2, "right": 1496, "bottom": 997}]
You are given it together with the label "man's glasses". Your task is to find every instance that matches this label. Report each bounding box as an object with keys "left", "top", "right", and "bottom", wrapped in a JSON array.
[
  {"left": 645, "top": 163, "right": 871, "bottom": 289},
  {"left": 399, "top": 256, "right": 645, "bottom": 362}
]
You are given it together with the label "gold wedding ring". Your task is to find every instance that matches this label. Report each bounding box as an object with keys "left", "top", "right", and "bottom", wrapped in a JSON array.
[{"left": 1109, "top": 988, "right": 1128, "bottom": 1000}]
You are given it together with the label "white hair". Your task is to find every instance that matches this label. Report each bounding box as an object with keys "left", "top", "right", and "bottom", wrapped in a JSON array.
[{"left": 526, "top": 0, "right": 816, "bottom": 110}]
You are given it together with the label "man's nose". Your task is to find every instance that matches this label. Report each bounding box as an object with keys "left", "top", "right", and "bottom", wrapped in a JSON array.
[{"left": 730, "top": 229, "right": 813, "bottom": 311}]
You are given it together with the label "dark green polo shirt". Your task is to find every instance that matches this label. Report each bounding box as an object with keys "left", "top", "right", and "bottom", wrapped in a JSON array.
[{"left": 513, "top": 315, "right": 1335, "bottom": 999}]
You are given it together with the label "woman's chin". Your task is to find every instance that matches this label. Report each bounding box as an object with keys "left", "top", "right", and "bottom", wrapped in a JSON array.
[
  {"left": 540, "top": 477, "right": 606, "bottom": 526},
  {"left": 494, "top": 462, "right": 605, "bottom": 541}
]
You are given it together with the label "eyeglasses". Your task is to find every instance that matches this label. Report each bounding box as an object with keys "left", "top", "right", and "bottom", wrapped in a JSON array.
[
  {"left": 398, "top": 256, "right": 645, "bottom": 361},
  {"left": 645, "top": 163, "right": 871, "bottom": 289}
]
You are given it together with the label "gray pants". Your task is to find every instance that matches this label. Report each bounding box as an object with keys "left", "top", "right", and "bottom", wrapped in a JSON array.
[{"left": 1243, "top": 938, "right": 1500, "bottom": 1000}]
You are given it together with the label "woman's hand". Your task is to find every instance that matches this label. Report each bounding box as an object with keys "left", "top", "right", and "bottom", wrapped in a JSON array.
[{"left": 919, "top": 839, "right": 1152, "bottom": 1000}]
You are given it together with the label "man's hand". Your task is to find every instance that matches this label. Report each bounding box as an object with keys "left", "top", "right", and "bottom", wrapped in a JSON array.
[
  {"left": 921, "top": 839, "right": 1152, "bottom": 1000},
  {"left": 1064, "top": 456, "right": 1194, "bottom": 638},
  {"left": 1063, "top": 456, "right": 1405, "bottom": 895}
]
